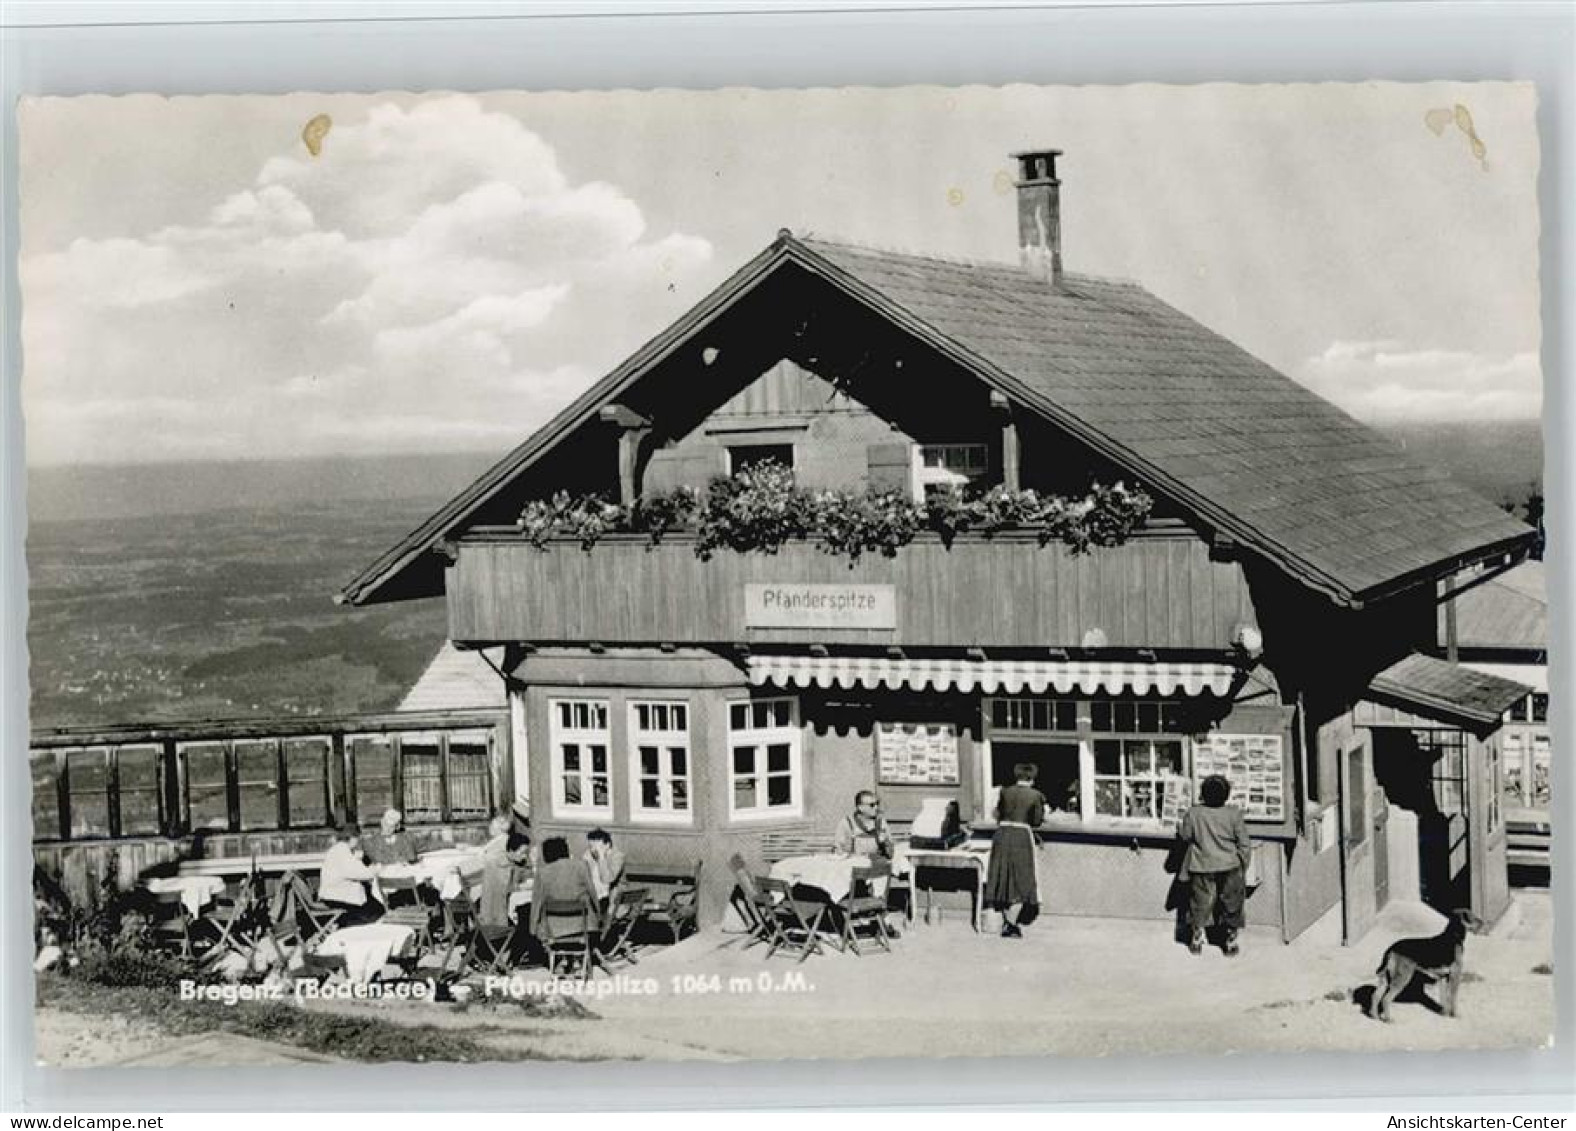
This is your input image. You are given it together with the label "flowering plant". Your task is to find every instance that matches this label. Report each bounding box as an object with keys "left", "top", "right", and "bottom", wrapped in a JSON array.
[{"left": 516, "top": 463, "right": 1153, "bottom": 564}]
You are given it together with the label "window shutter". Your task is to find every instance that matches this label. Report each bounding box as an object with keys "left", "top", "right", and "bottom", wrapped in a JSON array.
[{"left": 866, "top": 442, "right": 912, "bottom": 492}]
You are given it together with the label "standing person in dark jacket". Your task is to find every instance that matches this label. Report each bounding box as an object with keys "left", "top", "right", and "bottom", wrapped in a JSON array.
[
  {"left": 985, "top": 763, "right": 1047, "bottom": 938},
  {"left": 1177, "top": 774, "right": 1254, "bottom": 956}
]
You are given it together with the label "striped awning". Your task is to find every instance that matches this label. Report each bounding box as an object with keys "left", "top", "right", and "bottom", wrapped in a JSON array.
[{"left": 745, "top": 655, "right": 1240, "bottom": 697}]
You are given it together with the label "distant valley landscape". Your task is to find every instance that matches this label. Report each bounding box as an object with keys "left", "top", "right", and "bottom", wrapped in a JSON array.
[{"left": 23, "top": 422, "right": 1543, "bottom": 732}]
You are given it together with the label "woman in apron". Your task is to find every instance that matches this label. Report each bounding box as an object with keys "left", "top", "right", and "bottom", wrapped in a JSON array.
[{"left": 986, "top": 763, "right": 1047, "bottom": 938}]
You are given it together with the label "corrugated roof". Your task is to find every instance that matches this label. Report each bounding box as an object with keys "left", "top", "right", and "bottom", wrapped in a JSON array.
[
  {"left": 1368, "top": 653, "right": 1532, "bottom": 727},
  {"left": 341, "top": 232, "right": 1533, "bottom": 609},
  {"left": 398, "top": 643, "right": 507, "bottom": 712},
  {"left": 1442, "top": 561, "right": 1546, "bottom": 652}
]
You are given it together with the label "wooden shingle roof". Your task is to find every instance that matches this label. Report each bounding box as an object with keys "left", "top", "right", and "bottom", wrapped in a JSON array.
[
  {"left": 799, "top": 238, "right": 1532, "bottom": 604},
  {"left": 341, "top": 232, "right": 1533, "bottom": 609},
  {"left": 1368, "top": 653, "right": 1532, "bottom": 727},
  {"left": 1440, "top": 561, "right": 1546, "bottom": 653}
]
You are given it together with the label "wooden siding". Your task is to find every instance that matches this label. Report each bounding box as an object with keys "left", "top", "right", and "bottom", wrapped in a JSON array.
[{"left": 449, "top": 529, "right": 1257, "bottom": 649}]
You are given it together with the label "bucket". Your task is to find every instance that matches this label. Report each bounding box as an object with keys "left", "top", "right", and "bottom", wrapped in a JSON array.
[{"left": 980, "top": 908, "right": 1004, "bottom": 934}]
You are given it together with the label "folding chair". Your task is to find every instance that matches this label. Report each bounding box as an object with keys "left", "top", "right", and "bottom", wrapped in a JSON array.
[
  {"left": 754, "top": 876, "right": 829, "bottom": 963},
  {"left": 728, "top": 854, "right": 771, "bottom": 950},
  {"left": 198, "top": 874, "right": 268, "bottom": 969},
  {"left": 839, "top": 860, "right": 894, "bottom": 956},
  {"left": 437, "top": 892, "right": 524, "bottom": 978},
  {"left": 296, "top": 952, "right": 348, "bottom": 985},
  {"left": 378, "top": 875, "right": 436, "bottom": 959},
  {"left": 631, "top": 861, "right": 701, "bottom": 944},
  {"left": 287, "top": 872, "right": 344, "bottom": 951},
  {"left": 148, "top": 888, "right": 197, "bottom": 958},
  {"left": 599, "top": 886, "right": 650, "bottom": 968},
  {"left": 539, "top": 896, "right": 604, "bottom": 977}
]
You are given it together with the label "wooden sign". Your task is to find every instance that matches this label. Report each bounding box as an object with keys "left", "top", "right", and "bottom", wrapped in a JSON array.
[
  {"left": 745, "top": 583, "right": 896, "bottom": 629},
  {"left": 876, "top": 722, "right": 959, "bottom": 785},
  {"left": 1190, "top": 733, "right": 1287, "bottom": 822}
]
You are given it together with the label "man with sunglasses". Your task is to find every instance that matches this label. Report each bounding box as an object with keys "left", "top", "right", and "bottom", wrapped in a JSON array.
[{"left": 834, "top": 790, "right": 895, "bottom": 859}]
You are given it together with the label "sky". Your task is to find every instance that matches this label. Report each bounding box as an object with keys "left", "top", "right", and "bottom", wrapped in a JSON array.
[{"left": 18, "top": 83, "right": 1543, "bottom": 466}]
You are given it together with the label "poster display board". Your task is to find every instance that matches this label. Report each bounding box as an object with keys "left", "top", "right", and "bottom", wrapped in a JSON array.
[
  {"left": 876, "top": 722, "right": 960, "bottom": 785},
  {"left": 1189, "top": 733, "right": 1287, "bottom": 822}
]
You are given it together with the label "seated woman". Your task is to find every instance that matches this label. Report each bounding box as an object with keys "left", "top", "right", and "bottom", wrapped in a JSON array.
[
  {"left": 362, "top": 808, "right": 419, "bottom": 866},
  {"left": 319, "top": 823, "right": 385, "bottom": 927},
  {"left": 530, "top": 836, "right": 599, "bottom": 939},
  {"left": 833, "top": 790, "right": 894, "bottom": 858}
]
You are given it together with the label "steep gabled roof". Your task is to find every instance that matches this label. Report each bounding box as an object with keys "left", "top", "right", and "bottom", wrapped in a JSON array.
[{"left": 341, "top": 232, "right": 1533, "bottom": 609}]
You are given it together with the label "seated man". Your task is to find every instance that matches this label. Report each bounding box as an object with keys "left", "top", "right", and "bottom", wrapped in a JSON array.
[
  {"left": 362, "top": 808, "right": 420, "bottom": 866},
  {"left": 530, "top": 836, "right": 599, "bottom": 940},
  {"left": 479, "top": 815, "right": 533, "bottom": 929},
  {"left": 319, "top": 823, "right": 385, "bottom": 927},
  {"left": 582, "top": 828, "right": 626, "bottom": 916},
  {"left": 834, "top": 790, "right": 895, "bottom": 858}
]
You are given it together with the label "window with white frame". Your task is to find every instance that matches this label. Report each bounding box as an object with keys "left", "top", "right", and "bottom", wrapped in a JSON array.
[
  {"left": 629, "top": 700, "right": 692, "bottom": 823},
  {"left": 1092, "top": 738, "right": 1186, "bottom": 821},
  {"left": 912, "top": 443, "right": 988, "bottom": 500},
  {"left": 728, "top": 698, "right": 801, "bottom": 819},
  {"left": 550, "top": 699, "right": 612, "bottom": 818}
]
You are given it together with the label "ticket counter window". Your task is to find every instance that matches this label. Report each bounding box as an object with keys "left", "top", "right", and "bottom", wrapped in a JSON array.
[{"left": 991, "top": 742, "right": 1080, "bottom": 814}]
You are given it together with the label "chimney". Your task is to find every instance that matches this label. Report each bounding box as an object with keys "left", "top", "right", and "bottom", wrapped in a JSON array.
[{"left": 1013, "top": 148, "right": 1063, "bottom": 287}]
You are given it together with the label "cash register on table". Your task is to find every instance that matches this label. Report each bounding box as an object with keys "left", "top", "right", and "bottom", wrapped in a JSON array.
[{"left": 896, "top": 799, "right": 990, "bottom": 930}]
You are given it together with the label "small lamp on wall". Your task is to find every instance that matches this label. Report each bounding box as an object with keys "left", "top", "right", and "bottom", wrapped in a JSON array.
[{"left": 1231, "top": 622, "right": 1264, "bottom": 663}]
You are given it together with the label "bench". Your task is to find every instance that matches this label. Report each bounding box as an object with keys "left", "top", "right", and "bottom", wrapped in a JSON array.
[
  {"left": 177, "top": 853, "right": 323, "bottom": 879},
  {"left": 759, "top": 831, "right": 835, "bottom": 863},
  {"left": 623, "top": 860, "right": 702, "bottom": 943}
]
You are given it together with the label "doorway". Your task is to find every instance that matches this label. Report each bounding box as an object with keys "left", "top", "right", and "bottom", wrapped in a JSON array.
[{"left": 991, "top": 741, "right": 1080, "bottom": 816}]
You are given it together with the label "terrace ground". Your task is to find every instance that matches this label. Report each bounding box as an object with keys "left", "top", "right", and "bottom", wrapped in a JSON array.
[{"left": 36, "top": 891, "right": 1554, "bottom": 1066}]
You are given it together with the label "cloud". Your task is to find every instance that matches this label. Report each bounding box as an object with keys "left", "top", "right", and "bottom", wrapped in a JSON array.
[
  {"left": 1297, "top": 340, "right": 1542, "bottom": 424},
  {"left": 21, "top": 95, "right": 714, "bottom": 464}
]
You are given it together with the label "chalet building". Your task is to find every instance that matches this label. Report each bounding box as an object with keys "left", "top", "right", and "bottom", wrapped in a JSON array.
[
  {"left": 1436, "top": 561, "right": 1549, "bottom": 872},
  {"left": 335, "top": 150, "right": 1531, "bottom": 941}
]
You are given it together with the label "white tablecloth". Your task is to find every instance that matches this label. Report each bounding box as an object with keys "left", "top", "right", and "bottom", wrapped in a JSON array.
[
  {"left": 768, "top": 854, "right": 880, "bottom": 903},
  {"left": 317, "top": 923, "right": 415, "bottom": 984},
  {"left": 146, "top": 875, "right": 227, "bottom": 917},
  {"left": 378, "top": 847, "right": 486, "bottom": 900}
]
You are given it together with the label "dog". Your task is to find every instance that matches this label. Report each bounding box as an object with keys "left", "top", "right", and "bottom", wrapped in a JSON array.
[{"left": 1369, "top": 908, "right": 1480, "bottom": 1022}]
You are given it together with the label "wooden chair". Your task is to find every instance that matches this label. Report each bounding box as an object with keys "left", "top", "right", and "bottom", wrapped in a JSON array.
[
  {"left": 378, "top": 875, "right": 436, "bottom": 957},
  {"left": 538, "top": 896, "right": 604, "bottom": 977},
  {"left": 728, "top": 854, "right": 772, "bottom": 950},
  {"left": 286, "top": 871, "right": 343, "bottom": 951},
  {"left": 295, "top": 952, "right": 348, "bottom": 985},
  {"left": 599, "top": 886, "right": 650, "bottom": 968},
  {"left": 148, "top": 888, "right": 197, "bottom": 958},
  {"left": 627, "top": 860, "right": 702, "bottom": 944},
  {"left": 839, "top": 860, "right": 895, "bottom": 956},
  {"left": 754, "top": 876, "right": 828, "bottom": 963},
  {"left": 437, "top": 892, "right": 524, "bottom": 978},
  {"left": 199, "top": 874, "right": 268, "bottom": 969}
]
